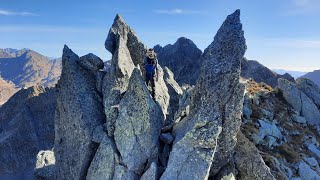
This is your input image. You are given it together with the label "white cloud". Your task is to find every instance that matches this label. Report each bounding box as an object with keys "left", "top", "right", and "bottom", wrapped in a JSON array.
[
  {"left": 153, "top": 8, "right": 204, "bottom": 15},
  {"left": 0, "top": 9, "right": 38, "bottom": 16},
  {"left": 285, "top": 0, "right": 320, "bottom": 15}
]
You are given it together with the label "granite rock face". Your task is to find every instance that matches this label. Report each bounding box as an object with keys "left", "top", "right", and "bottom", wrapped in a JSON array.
[
  {"left": 234, "top": 133, "right": 275, "bottom": 180},
  {"left": 296, "top": 78, "right": 320, "bottom": 109},
  {"left": 154, "top": 37, "right": 203, "bottom": 85},
  {"left": 163, "top": 66, "right": 183, "bottom": 124},
  {"left": 114, "top": 68, "right": 163, "bottom": 174},
  {"left": 34, "top": 150, "right": 55, "bottom": 180},
  {"left": 77, "top": 53, "right": 105, "bottom": 72},
  {"left": 102, "top": 14, "right": 169, "bottom": 137},
  {"left": 0, "top": 86, "right": 56, "bottom": 179},
  {"left": 278, "top": 78, "right": 320, "bottom": 125},
  {"left": 161, "top": 9, "right": 246, "bottom": 179},
  {"left": 86, "top": 136, "right": 118, "bottom": 180},
  {"left": 54, "top": 46, "right": 105, "bottom": 179}
]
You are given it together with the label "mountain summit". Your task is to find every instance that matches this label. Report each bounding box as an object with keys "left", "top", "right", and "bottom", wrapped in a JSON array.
[{"left": 1, "top": 9, "right": 320, "bottom": 180}]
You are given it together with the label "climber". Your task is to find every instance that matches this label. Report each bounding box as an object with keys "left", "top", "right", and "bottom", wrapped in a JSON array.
[{"left": 145, "top": 48, "right": 158, "bottom": 98}]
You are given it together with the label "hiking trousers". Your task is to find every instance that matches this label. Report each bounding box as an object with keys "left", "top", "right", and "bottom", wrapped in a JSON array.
[{"left": 146, "top": 72, "right": 155, "bottom": 98}]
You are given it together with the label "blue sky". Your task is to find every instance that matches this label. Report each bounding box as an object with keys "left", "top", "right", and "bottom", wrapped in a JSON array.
[{"left": 0, "top": 0, "right": 320, "bottom": 71}]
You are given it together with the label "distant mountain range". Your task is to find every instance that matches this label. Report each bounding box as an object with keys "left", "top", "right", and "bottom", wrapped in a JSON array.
[
  {"left": 272, "top": 69, "right": 307, "bottom": 79},
  {"left": 301, "top": 70, "right": 320, "bottom": 87},
  {"left": 0, "top": 48, "right": 62, "bottom": 105}
]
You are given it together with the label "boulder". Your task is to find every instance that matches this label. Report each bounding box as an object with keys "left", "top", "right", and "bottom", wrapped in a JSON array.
[
  {"left": 163, "top": 66, "right": 183, "bottom": 124},
  {"left": 292, "top": 114, "right": 307, "bottom": 124},
  {"left": 213, "top": 163, "right": 236, "bottom": 180},
  {"left": 161, "top": 9, "right": 246, "bottom": 179},
  {"left": 77, "top": 53, "right": 104, "bottom": 71},
  {"left": 303, "top": 157, "right": 318, "bottom": 167},
  {"left": 86, "top": 136, "right": 118, "bottom": 180},
  {"left": 278, "top": 78, "right": 320, "bottom": 125},
  {"left": 34, "top": 150, "right": 55, "bottom": 180},
  {"left": 140, "top": 162, "right": 158, "bottom": 180},
  {"left": 298, "top": 161, "right": 320, "bottom": 180},
  {"left": 258, "top": 119, "right": 282, "bottom": 139},
  {"left": 54, "top": 46, "right": 105, "bottom": 179},
  {"left": 296, "top": 78, "right": 320, "bottom": 109},
  {"left": 114, "top": 68, "right": 163, "bottom": 174},
  {"left": 234, "top": 132, "right": 275, "bottom": 180},
  {"left": 160, "top": 133, "right": 174, "bottom": 144},
  {"left": 308, "top": 144, "right": 320, "bottom": 159}
]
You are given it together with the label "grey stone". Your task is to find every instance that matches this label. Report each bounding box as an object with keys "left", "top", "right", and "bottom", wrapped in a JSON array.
[
  {"left": 160, "top": 133, "right": 174, "bottom": 144},
  {"left": 77, "top": 53, "right": 104, "bottom": 71},
  {"left": 96, "top": 70, "right": 106, "bottom": 95},
  {"left": 292, "top": 114, "right": 307, "bottom": 124},
  {"left": 102, "top": 14, "right": 169, "bottom": 136},
  {"left": 308, "top": 144, "right": 320, "bottom": 159},
  {"left": 140, "top": 162, "right": 158, "bottom": 180},
  {"left": 234, "top": 132, "right": 275, "bottom": 180},
  {"left": 114, "top": 68, "right": 163, "bottom": 174},
  {"left": 163, "top": 66, "right": 183, "bottom": 125},
  {"left": 278, "top": 78, "right": 320, "bottom": 125},
  {"left": 0, "top": 86, "right": 56, "bottom": 177},
  {"left": 173, "top": 86, "right": 193, "bottom": 123},
  {"left": 105, "top": 14, "right": 145, "bottom": 69},
  {"left": 92, "top": 125, "right": 106, "bottom": 143},
  {"left": 34, "top": 150, "right": 55, "bottom": 180},
  {"left": 112, "top": 164, "right": 138, "bottom": 180},
  {"left": 250, "top": 133, "right": 263, "bottom": 145},
  {"left": 214, "top": 163, "right": 236, "bottom": 180},
  {"left": 242, "top": 94, "right": 252, "bottom": 119},
  {"left": 102, "top": 34, "right": 135, "bottom": 136},
  {"left": 303, "top": 157, "right": 318, "bottom": 167},
  {"left": 297, "top": 78, "right": 320, "bottom": 109},
  {"left": 153, "top": 65, "right": 170, "bottom": 117},
  {"left": 86, "top": 136, "right": 118, "bottom": 180},
  {"left": 290, "top": 177, "right": 302, "bottom": 180},
  {"left": 261, "top": 108, "right": 274, "bottom": 120},
  {"left": 161, "top": 9, "right": 246, "bottom": 179},
  {"left": 258, "top": 119, "right": 282, "bottom": 139},
  {"left": 298, "top": 161, "right": 320, "bottom": 180},
  {"left": 54, "top": 46, "right": 105, "bottom": 179},
  {"left": 265, "top": 135, "right": 278, "bottom": 147}
]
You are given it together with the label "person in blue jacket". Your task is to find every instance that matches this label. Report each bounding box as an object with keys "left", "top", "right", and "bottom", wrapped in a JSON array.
[{"left": 145, "top": 48, "right": 158, "bottom": 98}]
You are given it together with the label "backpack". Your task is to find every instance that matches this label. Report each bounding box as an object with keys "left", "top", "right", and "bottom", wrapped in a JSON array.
[{"left": 145, "top": 56, "right": 156, "bottom": 74}]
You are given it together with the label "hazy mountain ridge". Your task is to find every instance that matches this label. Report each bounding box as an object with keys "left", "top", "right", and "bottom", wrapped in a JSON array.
[
  {"left": 0, "top": 48, "right": 62, "bottom": 105},
  {"left": 0, "top": 48, "right": 62, "bottom": 87},
  {"left": 273, "top": 69, "right": 307, "bottom": 79},
  {"left": 301, "top": 70, "right": 320, "bottom": 87}
]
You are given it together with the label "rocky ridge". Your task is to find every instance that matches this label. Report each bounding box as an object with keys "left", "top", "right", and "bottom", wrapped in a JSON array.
[
  {"left": 0, "top": 48, "right": 62, "bottom": 105},
  {"left": 0, "top": 86, "right": 56, "bottom": 179},
  {"left": 301, "top": 69, "right": 320, "bottom": 87},
  {"left": 0, "top": 9, "right": 320, "bottom": 180}
]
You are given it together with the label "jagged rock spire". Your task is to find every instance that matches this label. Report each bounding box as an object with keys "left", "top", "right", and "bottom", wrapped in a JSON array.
[
  {"left": 161, "top": 9, "right": 246, "bottom": 179},
  {"left": 102, "top": 14, "right": 169, "bottom": 136},
  {"left": 114, "top": 68, "right": 163, "bottom": 174},
  {"left": 54, "top": 45, "right": 105, "bottom": 179}
]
